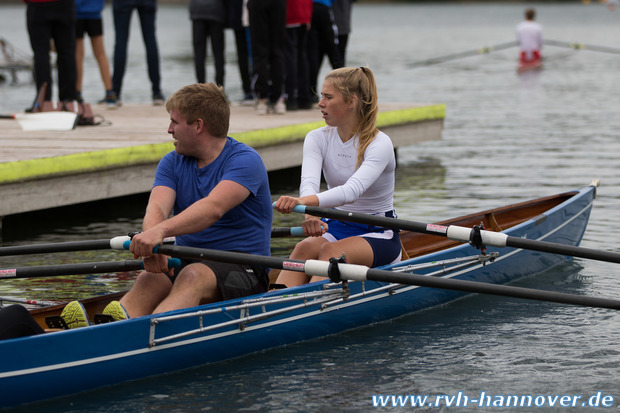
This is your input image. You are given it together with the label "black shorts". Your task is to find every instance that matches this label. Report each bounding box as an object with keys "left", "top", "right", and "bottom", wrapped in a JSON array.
[
  {"left": 76, "top": 19, "right": 103, "bottom": 39},
  {"left": 171, "top": 259, "right": 269, "bottom": 301}
]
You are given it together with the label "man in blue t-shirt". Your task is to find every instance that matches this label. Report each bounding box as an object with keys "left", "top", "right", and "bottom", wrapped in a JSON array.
[{"left": 110, "top": 83, "right": 272, "bottom": 319}]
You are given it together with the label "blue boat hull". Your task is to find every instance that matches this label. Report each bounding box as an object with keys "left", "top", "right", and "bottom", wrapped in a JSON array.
[{"left": 0, "top": 185, "right": 596, "bottom": 408}]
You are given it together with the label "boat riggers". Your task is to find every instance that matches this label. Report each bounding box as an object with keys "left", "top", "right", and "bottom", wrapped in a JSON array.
[
  {"left": 114, "top": 243, "right": 620, "bottom": 311},
  {"left": 285, "top": 204, "right": 620, "bottom": 265}
]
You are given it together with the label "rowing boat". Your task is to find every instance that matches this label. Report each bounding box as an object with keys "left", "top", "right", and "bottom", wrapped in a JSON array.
[
  {"left": 0, "top": 183, "right": 597, "bottom": 408},
  {"left": 517, "top": 58, "right": 543, "bottom": 73}
]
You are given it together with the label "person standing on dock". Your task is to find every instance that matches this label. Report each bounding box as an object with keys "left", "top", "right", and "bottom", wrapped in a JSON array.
[
  {"left": 273, "top": 66, "right": 401, "bottom": 287},
  {"left": 111, "top": 0, "right": 165, "bottom": 105},
  {"left": 307, "top": 0, "right": 343, "bottom": 103},
  {"left": 189, "top": 0, "right": 226, "bottom": 88},
  {"left": 516, "top": 8, "right": 543, "bottom": 66},
  {"left": 60, "top": 83, "right": 273, "bottom": 327},
  {"left": 24, "top": 0, "right": 78, "bottom": 109},
  {"left": 227, "top": 0, "right": 253, "bottom": 105},
  {"left": 247, "top": 0, "right": 287, "bottom": 115},
  {"left": 74, "top": 0, "right": 117, "bottom": 106},
  {"left": 284, "top": 0, "right": 313, "bottom": 111}
]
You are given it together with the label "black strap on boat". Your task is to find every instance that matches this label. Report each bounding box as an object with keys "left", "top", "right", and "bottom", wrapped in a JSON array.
[
  {"left": 469, "top": 222, "right": 490, "bottom": 263},
  {"left": 469, "top": 223, "right": 487, "bottom": 250},
  {"left": 327, "top": 254, "right": 348, "bottom": 283}
]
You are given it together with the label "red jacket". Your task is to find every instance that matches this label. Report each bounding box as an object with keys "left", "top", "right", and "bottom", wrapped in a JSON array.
[{"left": 287, "top": 0, "right": 313, "bottom": 26}]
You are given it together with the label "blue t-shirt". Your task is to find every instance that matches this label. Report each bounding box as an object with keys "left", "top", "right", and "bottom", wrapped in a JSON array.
[{"left": 153, "top": 137, "right": 272, "bottom": 256}]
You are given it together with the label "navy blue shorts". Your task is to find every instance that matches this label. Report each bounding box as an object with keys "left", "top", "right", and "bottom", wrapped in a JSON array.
[{"left": 322, "top": 211, "right": 402, "bottom": 267}]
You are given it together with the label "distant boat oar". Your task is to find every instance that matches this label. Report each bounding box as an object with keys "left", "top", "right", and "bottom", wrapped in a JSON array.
[
  {"left": 409, "top": 41, "right": 518, "bottom": 67},
  {"left": 0, "top": 258, "right": 180, "bottom": 279},
  {"left": 283, "top": 203, "right": 620, "bottom": 265},
  {"left": 544, "top": 39, "right": 620, "bottom": 55},
  {"left": 130, "top": 244, "right": 620, "bottom": 311},
  {"left": 0, "top": 111, "right": 78, "bottom": 131}
]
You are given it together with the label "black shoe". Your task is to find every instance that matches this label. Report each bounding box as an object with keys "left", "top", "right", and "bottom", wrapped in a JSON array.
[{"left": 152, "top": 91, "right": 165, "bottom": 106}]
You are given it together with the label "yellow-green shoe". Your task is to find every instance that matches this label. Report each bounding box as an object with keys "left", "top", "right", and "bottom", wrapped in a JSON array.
[
  {"left": 102, "top": 300, "right": 129, "bottom": 322},
  {"left": 60, "top": 301, "right": 91, "bottom": 329}
]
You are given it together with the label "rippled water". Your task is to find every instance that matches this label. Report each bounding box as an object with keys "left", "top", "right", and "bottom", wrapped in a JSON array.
[{"left": 2, "top": 2, "right": 620, "bottom": 411}]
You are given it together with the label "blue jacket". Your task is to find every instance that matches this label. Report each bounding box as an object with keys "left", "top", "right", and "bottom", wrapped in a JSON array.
[{"left": 75, "top": 0, "right": 105, "bottom": 19}]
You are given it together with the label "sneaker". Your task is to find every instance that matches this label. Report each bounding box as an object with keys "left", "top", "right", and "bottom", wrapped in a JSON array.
[
  {"left": 274, "top": 97, "right": 286, "bottom": 115},
  {"left": 104, "top": 91, "right": 119, "bottom": 108},
  {"left": 60, "top": 301, "right": 91, "bottom": 329},
  {"left": 241, "top": 93, "right": 254, "bottom": 106},
  {"left": 256, "top": 99, "right": 268, "bottom": 115},
  {"left": 152, "top": 91, "right": 165, "bottom": 106},
  {"left": 102, "top": 300, "right": 130, "bottom": 321}
]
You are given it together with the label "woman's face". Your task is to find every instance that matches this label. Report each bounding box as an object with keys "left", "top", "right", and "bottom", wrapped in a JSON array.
[{"left": 318, "top": 79, "right": 354, "bottom": 128}]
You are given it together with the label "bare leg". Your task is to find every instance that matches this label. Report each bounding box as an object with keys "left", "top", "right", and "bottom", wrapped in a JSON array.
[
  {"left": 276, "top": 236, "right": 329, "bottom": 287},
  {"left": 119, "top": 271, "right": 172, "bottom": 317},
  {"left": 75, "top": 37, "right": 85, "bottom": 95},
  {"left": 309, "top": 236, "right": 374, "bottom": 283},
  {"left": 153, "top": 263, "right": 222, "bottom": 314},
  {"left": 89, "top": 35, "right": 113, "bottom": 91}
]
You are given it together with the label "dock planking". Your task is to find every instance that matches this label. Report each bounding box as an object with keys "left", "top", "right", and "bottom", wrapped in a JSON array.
[{"left": 0, "top": 101, "right": 445, "bottom": 218}]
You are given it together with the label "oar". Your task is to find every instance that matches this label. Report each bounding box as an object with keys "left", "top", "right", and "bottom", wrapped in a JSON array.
[
  {"left": 409, "top": 41, "right": 518, "bottom": 67},
  {"left": 0, "top": 227, "right": 304, "bottom": 257},
  {"left": 0, "top": 258, "right": 181, "bottom": 279},
  {"left": 544, "top": 39, "right": 620, "bottom": 55},
  {"left": 0, "top": 235, "right": 183, "bottom": 257},
  {"left": 0, "top": 111, "right": 79, "bottom": 131},
  {"left": 0, "top": 296, "right": 57, "bottom": 307},
  {"left": 126, "top": 244, "right": 620, "bottom": 311},
  {"left": 285, "top": 204, "right": 620, "bottom": 265},
  {"left": 0, "top": 236, "right": 132, "bottom": 257}
]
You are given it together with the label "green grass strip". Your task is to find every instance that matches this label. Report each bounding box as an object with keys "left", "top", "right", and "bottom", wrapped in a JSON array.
[{"left": 0, "top": 104, "right": 445, "bottom": 184}]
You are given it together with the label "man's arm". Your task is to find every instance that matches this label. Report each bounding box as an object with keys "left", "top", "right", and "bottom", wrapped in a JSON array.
[{"left": 129, "top": 180, "right": 250, "bottom": 257}]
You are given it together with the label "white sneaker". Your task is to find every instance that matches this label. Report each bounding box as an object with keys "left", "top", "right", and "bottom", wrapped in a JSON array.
[
  {"left": 256, "top": 99, "right": 268, "bottom": 115},
  {"left": 274, "top": 98, "right": 286, "bottom": 115}
]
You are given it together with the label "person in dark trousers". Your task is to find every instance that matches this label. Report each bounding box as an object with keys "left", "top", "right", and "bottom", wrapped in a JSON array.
[
  {"left": 307, "top": 0, "right": 343, "bottom": 103},
  {"left": 247, "top": 0, "right": 287, "bottom": 115},
  {"left": 111, "top": 0, "right": 164, "bottom": 105},
  {"left": 332, "top": 0, "right": 354, "bottom": 66},
  {"left": 228, "top": 0, "right": 253, "bottom": 104},
  {"left": 25, "top": 0, "right": 77, "bottom": 109},
  {"left": 189, "top": 0, "right": 226, "bottom": 87},
  {"left": 284, "top": 0, "right": 313, "bottom": 111}
]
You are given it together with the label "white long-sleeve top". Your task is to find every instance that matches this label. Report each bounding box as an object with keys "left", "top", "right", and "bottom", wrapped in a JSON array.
[
  {"left": 516, "top": 20, "right": 543, "bottom": 59},
  {"left": 299, "top": 126, "right": 396, "bottom": 213}
]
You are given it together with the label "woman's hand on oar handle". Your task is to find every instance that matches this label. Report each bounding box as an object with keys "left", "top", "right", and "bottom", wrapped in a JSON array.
[
  {"left": 273, "top": 195, "right": 320, "bottom": 214},
  {"left": 302, "top": 216, "right": 328, "bottom": 237},
  {"left": 273, "top": 197, "right": 326, "bottom": 236}
]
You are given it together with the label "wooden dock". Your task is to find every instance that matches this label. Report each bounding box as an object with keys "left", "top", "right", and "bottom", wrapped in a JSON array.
[{"left": 0, "top": 101, "right": 445, "bottom": 218}]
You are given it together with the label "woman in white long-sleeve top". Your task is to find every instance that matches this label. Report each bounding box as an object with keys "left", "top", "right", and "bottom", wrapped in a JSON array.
[{"left": 274, "top": 66, "right": 402, "bottom": 287}]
